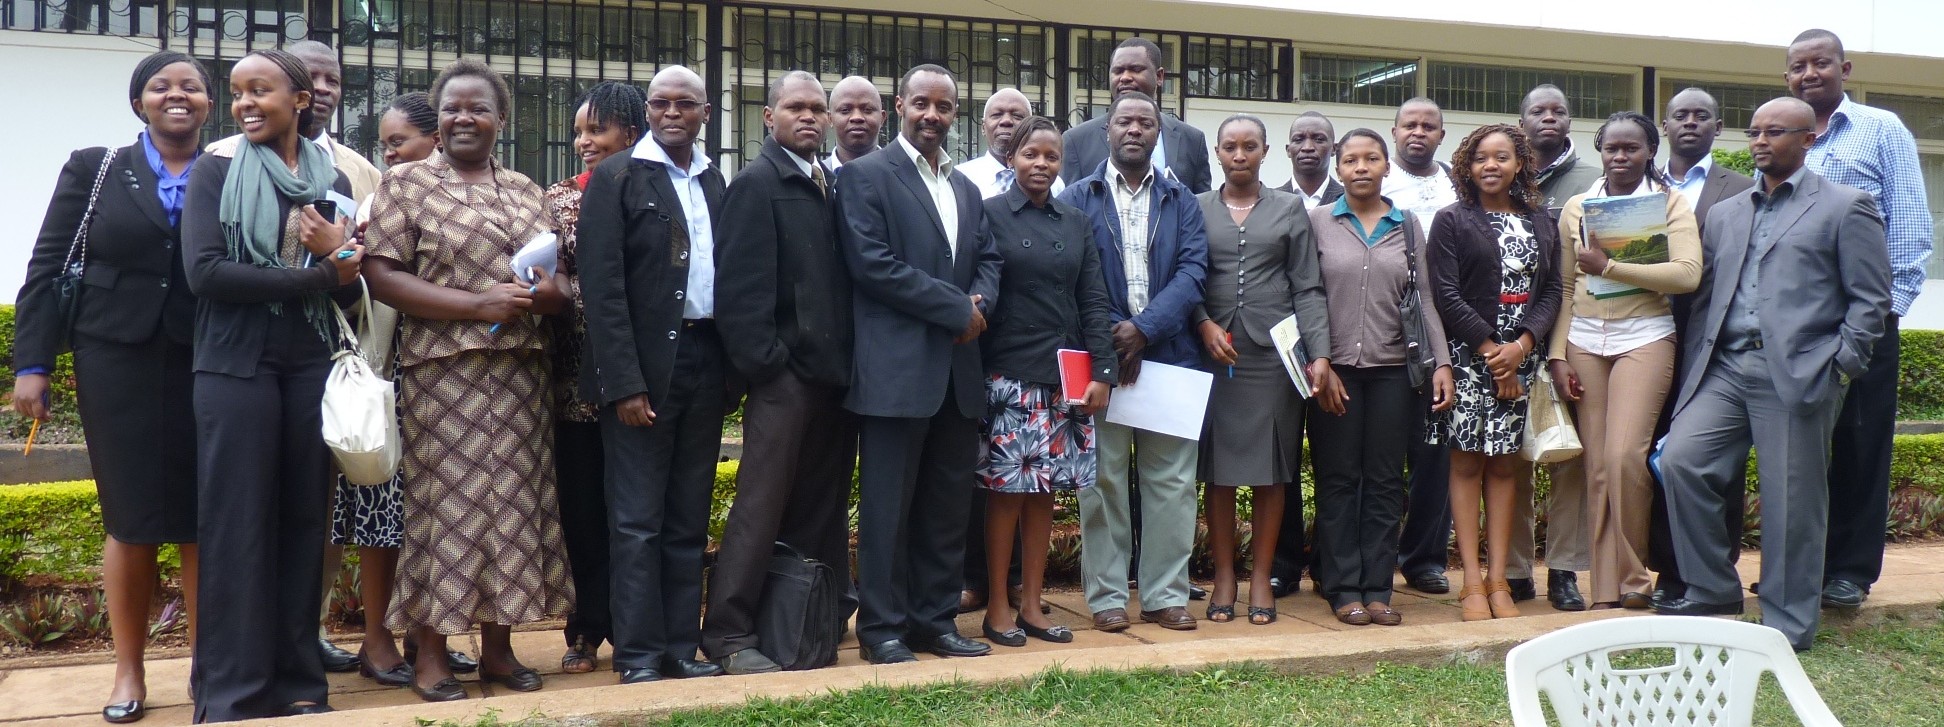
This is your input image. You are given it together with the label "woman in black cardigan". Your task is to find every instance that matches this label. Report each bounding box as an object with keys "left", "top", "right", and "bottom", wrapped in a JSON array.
[
  {"left": 1425, "top": 124, "right": 1562, "bottom": 623},
  {"left": 975, "top": 116, "right": 1115, "bottom": 647},
  {"left": 10, "top": 51, "right": 211, "bottom": 725},
  {"left": 179, "top": 49, "right": 361, "bottom": 722}
]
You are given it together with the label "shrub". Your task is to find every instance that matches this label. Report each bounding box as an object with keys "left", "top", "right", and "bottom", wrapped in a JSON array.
[
  {"left": 1712, "top": 148, "right": 1755, "bottom": 176},
  {"left": 0, "top": 480, "right": 180, "bottom": 587},
  {"left": 0, "top": 305, "right": 83, "bottom": 444},
  {"left": 0, "top": 592, "right": 79, "bottom": 647}
]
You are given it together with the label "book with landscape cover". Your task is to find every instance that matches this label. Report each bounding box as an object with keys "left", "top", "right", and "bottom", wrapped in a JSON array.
[{"left": 1579, "top": 192, "right": 1672, "bottom": 300}]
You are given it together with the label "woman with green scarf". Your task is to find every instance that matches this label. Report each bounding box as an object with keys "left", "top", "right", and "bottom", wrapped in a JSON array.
[{"left": 179, "top": 49, "right": 362, "bottom": 722}]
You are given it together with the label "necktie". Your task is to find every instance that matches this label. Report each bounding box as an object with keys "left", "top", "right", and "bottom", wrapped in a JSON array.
[
  {"left": 811, "top": 163, "right": 828, "bottom": 199},
  {"left": 996, "top": 168, "right": 1016, "bottom": 194}
]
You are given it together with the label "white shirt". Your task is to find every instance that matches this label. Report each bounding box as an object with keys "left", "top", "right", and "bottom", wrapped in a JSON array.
[
  {"left": 1665, "top": 154, "right": 1712, "bottom": 214},
  {"left": 785, "top": 148, "right": 818, "bottom": 178},
  {"left": 634, "top": 138, "right": 718, "bottom": 319},
  {"left": 1381, "top": 163, "right": 1456, "bottom": 229},
  {"left": 957, "top": 151, "right": 1066, "bottom": 200},
  {"left": 1566, "top": 175, "right": 1678, "bottom": 357},
  {"left": 896, "top": 134, "right": 960, "bottom": 258},
  {"left": 1290, "top": 178, "right": 1329, "bottom": 210},
  {"left": 1110, "top": 164, "right": 1155, "bottom": 315}
]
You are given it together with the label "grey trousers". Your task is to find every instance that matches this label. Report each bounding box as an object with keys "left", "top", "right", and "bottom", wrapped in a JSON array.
[
  {"left": 1506, "top": 457, "right": 1591, "bottom": 578},
  {"left": 1081, "top": 421, "right": 1198, "bottom": 613},
  {"left": 1661, "top": 349, "right": 1840, "bottom": 651}
]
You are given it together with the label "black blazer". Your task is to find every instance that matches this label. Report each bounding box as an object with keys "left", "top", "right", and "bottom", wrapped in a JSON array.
[
  {"left": 1275, "top": 177, "right": 1345, "bottom": 206},
  {"left": 715, "top": 139, "right": 852, "bottom": 388},
  {"left": 181, "top": 154, "right": 354, "bottom": 377},
  {"left": 576, "top": 149, "right": 727, "bottom": 408},
  {"left": 834, "top": 142, "right": 1001, "bottom": 419},
  {"left": 14, "top": 143, "right": 197, "bottom": 371},
  {"left": 1059, "top": 113, "right": 1211, "bottom": 195},
  {"left": 1426, "top": 202, "right": 1563, "bottom": 349},
  {"left": 981, "top": 186, "right": 1116, "bottom": 386},
  {"left": 1692, "top": 163, "right": 1758, "bottom": 236}
]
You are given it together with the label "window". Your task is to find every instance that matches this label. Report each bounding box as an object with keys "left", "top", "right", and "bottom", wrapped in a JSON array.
[
  {"left": 172, "top": 0, "right": 309, "bottom": 53},
  {"left": 1916, "top": 152, "right": 1944, "bottom": 279},
  {"left": 2, "top": 0, "right": 162, "bottom": 35},
  {"left": 1872, "top": 93, "right": 1944, "bottom": 142},
  {"left": 1182, "top": 35, "right": 1286, "bottom": 101},
  {"left": 1427, "top": 61, "right": 1629, "bottom": 119},
  {"left": 1661, "top": 79, "right": 1788, "bottom": 131},
  {"left": 1301, "top": 52, "right": 1416, "bottom": 107}
]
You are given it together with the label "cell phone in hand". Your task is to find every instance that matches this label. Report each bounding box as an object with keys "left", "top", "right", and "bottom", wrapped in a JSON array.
[{"left": 312, "top": 199, "right": 338, "bottom": 221}]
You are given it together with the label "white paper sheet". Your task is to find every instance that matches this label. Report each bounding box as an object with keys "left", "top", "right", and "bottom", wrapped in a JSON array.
[
  {"left": 1103, "top": 361, "right": 1214, "bottom": 440},
  {"left": 1268, "top": 314, "right": 1314, "bottom": 399},
  {"left": 510, "top": 231, "right": 559, "bottom": 284}
]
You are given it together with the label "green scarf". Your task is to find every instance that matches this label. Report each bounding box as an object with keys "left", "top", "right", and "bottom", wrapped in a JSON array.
[{"left": 219, "top": 137, "right": 338, "bottom": 340}]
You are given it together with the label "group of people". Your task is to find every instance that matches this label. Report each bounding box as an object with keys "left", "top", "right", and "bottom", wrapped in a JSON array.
[{"left": 8, "top": 26, "right": 1925, "bottom": 723}]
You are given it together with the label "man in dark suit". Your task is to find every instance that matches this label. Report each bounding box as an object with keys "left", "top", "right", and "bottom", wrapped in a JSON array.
[
  {"left": 1277, "top": 111, "right": 1343, "bottom": 208},
  {"left": 1649, "top": 87, "right": 1757, "bottom": 606},
  {"left": 577, "top": 65, "right": 730, "bottom": 684},
  {"left": 1657, "top": 97, "right": 1890, "bottom": 652},
  {"left": 836, "top": 63, "right": 1002, "bottom": 665},
  {"left": 1060, "top": 37, "right": 1211, "bottom": 195},
  {"left": 703, "top": 71, "right": 856, "bottom": 675}
]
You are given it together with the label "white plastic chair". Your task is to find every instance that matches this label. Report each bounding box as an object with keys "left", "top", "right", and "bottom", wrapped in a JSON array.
[{"left": 1504, "top": 616, "right": 1841, "bottom": 726}]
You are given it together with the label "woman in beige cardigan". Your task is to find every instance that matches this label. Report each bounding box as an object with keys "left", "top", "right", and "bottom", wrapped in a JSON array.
[{"left": 1548, "top": 111, "right": 1701, "bottom": 610}]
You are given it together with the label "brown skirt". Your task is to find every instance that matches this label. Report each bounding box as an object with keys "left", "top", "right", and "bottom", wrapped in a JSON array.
[{"left": 387, "top": 348, "right": 574, "bottom": 634}]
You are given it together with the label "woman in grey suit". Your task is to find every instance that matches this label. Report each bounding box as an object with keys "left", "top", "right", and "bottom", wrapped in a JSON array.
[{"left": 1194, "top": 115, "right": 1332, "bottom": 625}]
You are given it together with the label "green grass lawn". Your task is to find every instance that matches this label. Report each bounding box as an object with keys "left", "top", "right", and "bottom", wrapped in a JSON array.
[{"left": 636, "top": 612, "right": 1944, "bottom": 727}]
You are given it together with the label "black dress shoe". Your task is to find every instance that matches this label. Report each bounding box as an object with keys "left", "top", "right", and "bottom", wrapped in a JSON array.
[
  {"left": 1019, "top": 619, "right": 1074, "bottom": 644},
  {"left": 412, "top": 677, "right": 469, "bottom": 702},
  {"left": 101, "top": 700, "right": 144, "bottom": 724},
  {"left": 1405, "top": 570, "right": 1450, "bottom": 594},
  {"left": 279, "top": 703, "right": 335, "bottom": 716},
  {"left": 1822, "top": 579, "right": 1867, "bottom": 609},
  {"left": 660, "top": 658, "right": 725, "bottom": 679},
  {"left": 482, "top": 666, "right": 544, "bottom": 691},
  {"left": 982, "top": 621, "right": 1027, "bottom": 648},
  {"left": 618, "top": 667, "right": 664, "bottom": 684},
  {"left": 1548, "top": 570, "right": 1586, "bottom": 611},
  {"left": 1506, "top": 577, "right": 1537, "bottom": 602},
  {"left": 1268, "top": 576, "right": 1298, "bottom": 598},
  {"left": 916, "top": 632, "right": 992, "bottom": 658},
  {"left": 861, "top": 639, "right": 918, "bottom": 664},
  {"left": 359, "top": 651, "right": 415, "bottom": 687},
  {"left": 1654, "top": 597, "right": 1745, "bottom": 616},
  {"left": 319, "top": 638, "right": 359, "bottom": 673},
  {"left": 1189, "top": 585, "right": 1209, "bottom": 601},
  {"left": 403, "top": 641, "right": 480, "bottom": 674}
]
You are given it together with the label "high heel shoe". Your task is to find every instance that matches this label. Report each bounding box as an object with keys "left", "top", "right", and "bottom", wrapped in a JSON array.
[
  {"left": 358, "top": 650, "right": 414, "bottom": 687},
  {"left": 1488, "top": 580, "right": 1522, "bottom": 619},
  {"left": 1458, "top": 582, "right": 1491, "bottom": 622}
]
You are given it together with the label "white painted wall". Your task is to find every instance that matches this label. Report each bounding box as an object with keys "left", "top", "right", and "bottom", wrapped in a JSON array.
[{"left": 0, "top": 32, "right": 162, "bottom": 306}]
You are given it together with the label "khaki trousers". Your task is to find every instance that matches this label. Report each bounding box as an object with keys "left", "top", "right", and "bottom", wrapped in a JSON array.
[{"left": 1568, "top": 338, "right": 1676, "bottom": 603}]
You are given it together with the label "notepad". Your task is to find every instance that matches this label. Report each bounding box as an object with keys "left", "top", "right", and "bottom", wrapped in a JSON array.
[{"left": 1057, "top": 349, "right": 1093, "bottom": 404}]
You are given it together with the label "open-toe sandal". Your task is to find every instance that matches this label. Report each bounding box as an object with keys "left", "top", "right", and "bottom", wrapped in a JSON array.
[
  {"left": 1206, "top": 603, "right": 1235, "bottom": 623},
  {"left": 1248, "top": 606, "right": 1277, "bottom": 625}
]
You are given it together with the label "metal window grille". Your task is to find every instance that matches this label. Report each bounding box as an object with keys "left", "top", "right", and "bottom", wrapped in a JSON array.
[
  {"left": 1661, "top": 79, "right": 1787, "bottom": 132},
  {"left": 1300, "top": 52, "right": 1416, "bottom": 107},
  {"left": 1871, "top": 92, "right": 1944, "bottom": 141},
  {"left": 1428, "top": 60, "right": 1629, "bottom": 119},
  {"left": 1, "top": 0, "right": 164, "bottom": 34},
  {"left": 1181, "top": 34, "right": 1287, "bottom": 102},
  {"left": 1067, "top": 27, "right": 1179, "bottom": 125}
]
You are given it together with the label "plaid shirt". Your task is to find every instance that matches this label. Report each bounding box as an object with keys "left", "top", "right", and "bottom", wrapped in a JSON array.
[
  {"left": 1806, "top": 94, "right": 1934, "bottom": 316},
  {"left": 1111, "top": 165, "right": 1155, "bottom": 315}
]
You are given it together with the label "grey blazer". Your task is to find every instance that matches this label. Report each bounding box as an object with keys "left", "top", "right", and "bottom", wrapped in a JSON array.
[
  {"left": 1676, "top": 170, "right": 1891, "bottom": 414},
  {"left": 1059, "top": 113, "right": 1211, "bottom": 195},
  {"left": 1191, "top": 187, "right": 1330, "bottom": 356}
]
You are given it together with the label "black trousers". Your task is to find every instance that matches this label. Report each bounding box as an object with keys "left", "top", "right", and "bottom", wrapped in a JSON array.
[
  {"left": 556, "top": 419, "right": 611, "bottom": 650},
  {"left": 1396, "top": 387, "right": 1452, "bottom": 577},
  {"left": 602, "top": 323, "right": 724, "bottom": 671},
  {"left": 191, "top": 319, "right": 333, "bottom": 723},
  {"left": 702, "top": 369, "right": 858, "bottom": 659},
  {"left": 855, "top": 399, "right": 978, "bottom": 647},
  {"left": 1826, "top": 314, "right": 1899, "bottom": 587},
  {"left": 1309, "top": 366, "right": 1414, "bottom": 608}
]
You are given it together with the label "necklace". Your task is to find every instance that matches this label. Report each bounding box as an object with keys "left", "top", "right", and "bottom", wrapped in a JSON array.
[{"left": 1223, "top": 199, "right": 1258, "bottom": 211}]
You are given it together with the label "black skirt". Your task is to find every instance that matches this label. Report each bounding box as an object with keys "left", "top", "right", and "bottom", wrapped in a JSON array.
[{"left": 72, "top": 332, "right": 198, "bottom": 543}]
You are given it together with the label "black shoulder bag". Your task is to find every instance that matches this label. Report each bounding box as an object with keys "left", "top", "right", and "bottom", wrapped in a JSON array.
[
  {"left": 51, "top": 147, "right": 119, "bottom": 354},
  {"left": 1398, "top": 213, "right": 1437, "bottom": 391}
]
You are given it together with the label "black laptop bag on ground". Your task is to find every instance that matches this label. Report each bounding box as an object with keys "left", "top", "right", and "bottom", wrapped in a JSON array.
[{"left": 755, "top": 541, "right": 843, "bottom": 670}]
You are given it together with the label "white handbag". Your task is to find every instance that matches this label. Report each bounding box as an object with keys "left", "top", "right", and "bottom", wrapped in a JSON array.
[
  {"left": 322, "top": 280, "right": 403, "bottom": 486},
  {"left": 1521, "top": 367, "right": 1584, "bottom": 464}
]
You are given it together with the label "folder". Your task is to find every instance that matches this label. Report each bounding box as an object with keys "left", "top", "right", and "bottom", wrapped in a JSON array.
[{"left": 1057, "top": 349, "right": 1093, "bottom": 404}]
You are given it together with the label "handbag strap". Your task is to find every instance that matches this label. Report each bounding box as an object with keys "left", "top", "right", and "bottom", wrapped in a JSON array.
[
  {"left": 332, "top": 277, "right": 371, "bottom": 356},
  {"left": 63, "top": 148, "right": 119, "bottom": 274}
]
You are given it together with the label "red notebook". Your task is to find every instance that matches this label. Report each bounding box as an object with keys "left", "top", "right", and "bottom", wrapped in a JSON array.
[{"left": 1057, "top": 349, "right": 1093, "bottom": 404}]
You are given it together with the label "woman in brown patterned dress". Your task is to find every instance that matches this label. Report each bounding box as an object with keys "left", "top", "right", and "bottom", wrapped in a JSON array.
[
  {"left": 362, "top": 59, "right": 574, "bottom": 703},
  {"left": 544, "top": 81, "right": 646, "bottom": 675}
]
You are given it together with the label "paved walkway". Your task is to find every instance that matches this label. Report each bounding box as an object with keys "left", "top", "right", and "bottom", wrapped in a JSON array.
[{"left": 4, "top": 543, "right": 1942, "bottom": 726}]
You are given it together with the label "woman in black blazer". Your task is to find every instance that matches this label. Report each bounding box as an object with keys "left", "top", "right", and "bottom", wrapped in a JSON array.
[
  {"left": 1425, "top": 124, "right": 1563, "bottom": 623},
  {"left": 179, "top": 49, "right": 361, "bottom": 722},
  {"left": 10, "top": 51, "right": 210, "bottom": 725},
  {"left": 975, "top": 116, "right": 1114, "bottom": 647}
]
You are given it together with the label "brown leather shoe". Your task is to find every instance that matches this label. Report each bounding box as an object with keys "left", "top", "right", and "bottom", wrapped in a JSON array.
[
  {"left": 958, "top": 589, "right": 988, "bottom": 614},
  {"left": 1092, "top": 608, "right": 1131, "bottom": 632},
  {"left": 1140, "top": 606, "right": 1198, "bottom": 631}
]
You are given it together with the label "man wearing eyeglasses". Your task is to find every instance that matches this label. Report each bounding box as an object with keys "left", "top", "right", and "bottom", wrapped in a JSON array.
[
  {"left": 1656, "top": 97, "right": 1890, "bottom": 653},
  {"left": 1786, "top": 28, "right": 1935, "bottom": 611},
  {"left": 1646, "top": 88, "right": 1757, "bottom": 610}
]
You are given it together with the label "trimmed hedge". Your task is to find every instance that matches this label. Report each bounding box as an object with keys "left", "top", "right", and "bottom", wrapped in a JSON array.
[{"left": 0, "top": 305, "right": 82, "bottom": 444}]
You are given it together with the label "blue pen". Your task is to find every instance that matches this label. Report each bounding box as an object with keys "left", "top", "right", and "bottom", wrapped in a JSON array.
[
  {"left": 489, "top": 283, "right": 541, "bottom": 334},
  {"left": 1225, "top": 332, "right": 1234, "bottom": 378}
]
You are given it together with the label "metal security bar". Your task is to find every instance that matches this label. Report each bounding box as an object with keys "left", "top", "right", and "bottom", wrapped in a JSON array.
[
  {"left": 1427, "top": 60, "right": 1631, "bottom": 119},
  {"left": 1300, "top": 52, "right": 1416, "bottom": 107},
  {"left": 1181, "top": 34, "right": 1288, "bottom": 102},
  {"left": 1, "top": 0, "right": 165, "bottom": 34}
]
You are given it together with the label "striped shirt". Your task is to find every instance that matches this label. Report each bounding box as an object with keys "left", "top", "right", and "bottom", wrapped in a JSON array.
[
  {"left": 1806, "top": 94, "right": 1934, "bottom": 315},
  {"left": 1110, "top": 165, "right": 1155, "bottom": 315}
]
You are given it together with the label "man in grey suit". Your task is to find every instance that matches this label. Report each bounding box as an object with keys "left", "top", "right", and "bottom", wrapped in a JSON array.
[
  {"left": 1656, "top": 97, "right": 1890, "bottom": 652},
  {"left": 835, "top": 63, "right": 1003, "bottom": 665},
  {"left": 1059, "top": 37, "right": 1211, "bottom": 194}
]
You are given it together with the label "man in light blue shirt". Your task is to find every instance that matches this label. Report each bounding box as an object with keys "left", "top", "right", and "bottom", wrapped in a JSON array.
[{"left": 1785, "top": 28, "right": 1933, "bottom": 609}]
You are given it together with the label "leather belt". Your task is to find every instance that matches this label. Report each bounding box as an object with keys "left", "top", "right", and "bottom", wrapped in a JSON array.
[{"left": 1499, "top": 292, "right": 1530, "bottom": 304}]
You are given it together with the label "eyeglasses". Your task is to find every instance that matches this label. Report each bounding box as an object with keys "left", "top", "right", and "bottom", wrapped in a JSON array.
[
  {"left": 1743, "top": 127, "right": 1811, "bottom": 140},
  {"left": 648, "top": 99, "right": 705, "bottom": 113}
]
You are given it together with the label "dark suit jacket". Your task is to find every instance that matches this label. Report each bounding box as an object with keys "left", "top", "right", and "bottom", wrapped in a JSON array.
[
  {"left": 576, "top": 149, "right": 727, "bottom": 407},
  {"left": 834, "top": 143, "right": 1001, "bottom": 419},
  {"left": 1668, "top": 162, "right": 1758, "bottom": 333},
  {"left": 715, "top": 139, "right": 852, "bottom": 388},
  {"left": 15, "top": 143, "right": 197, "bottom": 371},
  {"left": 180, "top": 154, "right": 354, "bottom": 377},
  {"left": 1059, "top": 113, "right": 1211, "bottom": 194},
  {"left": 1059, "top": 160, "right": 1210, "bottom": 367},
  {"left": 1426, "top": 202, "right": 1563, "bottom": 349},
  {"left": 1275, "top": 177, "right": 1345, "bottom": 207},
  {"left": 1676, "top": 171, "right": 1890, "bottom": 413}
]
